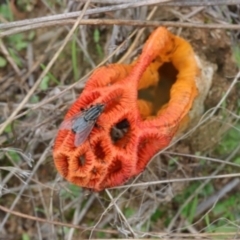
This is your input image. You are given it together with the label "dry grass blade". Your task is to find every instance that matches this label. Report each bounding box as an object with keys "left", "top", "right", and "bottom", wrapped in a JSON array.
[
  {"left": 0, "top": 204, "right": 117, "bottom": 234},
  {"left": 0, "top": 0, "right": 171, "bottom": 30},
  {"left": 2, "top": 19, "right": 240, "bottom": 38},
  {"left": 81, "top": 0, "right": 240, "bottom": 5},
  {"left": 0, "top": 0, "right": 239, "bottom": 32},
  {"left": 110, "top": 173, "right": 240, "bottom": 190}
]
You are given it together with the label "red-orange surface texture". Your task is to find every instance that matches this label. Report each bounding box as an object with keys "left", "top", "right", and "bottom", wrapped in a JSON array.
[{"left": 53, "top": 27, "right": 199, "bottom": 191}]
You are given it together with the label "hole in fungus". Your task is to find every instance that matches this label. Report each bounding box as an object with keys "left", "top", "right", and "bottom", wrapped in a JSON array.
[
  {"left": 79, "top": 155, "right": 86, "bottom": 166},
  {"left": 110, "top": 118, "right": 130, "bottom": 146},
  {"left": 138, "top": 62, "right": 178, "bottom": 116},
  {"left": 100, "top": 156, "right": 131, "bottom": 189},
  {"left": 92, "top": 167, "right": 97, "bottom": 174},
  {"left": 155, "top": 62, "right": 178, "bottom": 110},
  {"left": 93, "top": 141, "right": 106, "bottom": 161}
]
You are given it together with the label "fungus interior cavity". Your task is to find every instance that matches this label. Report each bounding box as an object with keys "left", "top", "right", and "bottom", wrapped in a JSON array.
[
  {"left": 79, "top": 155, "right": 86, "bottom": 166},
  {"left": 110, "top": 118, "right": 130, "bottom": 145},
  {"left": 138, "top": 62, "right": 178, "bottom": 116}
]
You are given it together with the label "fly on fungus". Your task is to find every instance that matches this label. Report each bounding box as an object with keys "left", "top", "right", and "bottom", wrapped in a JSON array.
[{"left": 59, "top": 103, "right": 105, "bottom": 147}]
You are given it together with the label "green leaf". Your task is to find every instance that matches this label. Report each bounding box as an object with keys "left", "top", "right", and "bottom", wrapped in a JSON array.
[
  {"left": 60, "top": 184, "right": 81, "bottom": 199},
  {"left": 93, "top": 29, "right": 100, "bottom": 43},
  {"left": 151, "top": 209, "right": 163, "bottom": 222},
  {"left": 9, "top": 34, "right": 23, "bottom": 45},
  {"left": 30, "top": 95, "right": 40, "bottom": 103},
  {"left": 204, "top": 214, "right": 211, "bottom": 231},
  {"left": 96, "top": 231, "right": 106, "bottom": 238},
  {"left": 4, "top": 125, "right": 12, "bottom": 133},
  {"left": 234, "top": 157, "right": 240, "bottom": 164},
  {"left": 96, "top": 44, "right": 103, "bottom": 57},
  {"left": 28, "top": 31, "right": 35, "bottom": 41},
  {"left": 0, "top": 3, "right": 13, "bottom": 21},
  {"left": 8, "top": 33, "right": 28, "bottom": 51},
  {"left": 40, "top": 76, "right": 50, "bottom": 90},
  {"left": 22, "top": 233, "right": 30, "bottom": 240},
  {"left": 0, "top": 56, "right": 7, "bottom": 67},
  {"left": 15, "top": 41, "right": 28, "bottom": 51},
  {"left": 8, "top": 151, "right": 21, "bottom": 163},
  {"left": 9, "top": 48, "right": 22, "bottom": 67},
  {"left": 168, "top": 157, "right": 178, "bottom": 166},
  {"left": 232, "top": 46, "right": 240, "bottom": 68},
  {"left": 40, "top": 64, "right": 60, "bottom": 84},
  {"left": 216, "top": 124, "right": 240, "bottom": 155},
  {"left": 188, "top": 196, "right": 198, "bottom": 223},
  {"left": 124, "top": 207, "right": 135, "bottom": 218}
]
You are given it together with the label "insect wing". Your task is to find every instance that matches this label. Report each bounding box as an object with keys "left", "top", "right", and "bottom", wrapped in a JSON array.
[
  {"left": 74, "top": 121, "right": 95, "bottom": 147},
  {"left": 59, "top": 104, "right": 105, "bottom": 147},
  {"left": 59, "top": 112, "right": 84, "bottom": 130}
]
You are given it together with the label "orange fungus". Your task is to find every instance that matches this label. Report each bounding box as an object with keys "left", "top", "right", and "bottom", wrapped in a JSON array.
[{"left": 53, "top": 27, "right": 199, "bottom": 191}]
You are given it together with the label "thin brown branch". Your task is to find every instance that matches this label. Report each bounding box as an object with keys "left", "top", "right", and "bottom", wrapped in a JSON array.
[
  {"left": 0, "top": 204, "right": 116, "bottom": 234},
  {"left": 0, "top": 0, "right": 171, "bottom": 30},
  {"left": 110, "top": 173, "right": 240, "bottom": 190},
  {"left": 82, "top": 0, "right": 240, "bottom": 6},
  {"left": 1, "top": 19, "right": 240, "bottom": 38},
  {"left": 0, "top": 0, "right": 239, "bottom": 32},
  {"left": 195, "top": 178, "right": 240, "bottom": 217},
  {"left": 0, "top": 40, "right": 22, "bottom": 76},
  {"left": 0, "top": 204, "right": 237, "bottom": 238}
]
